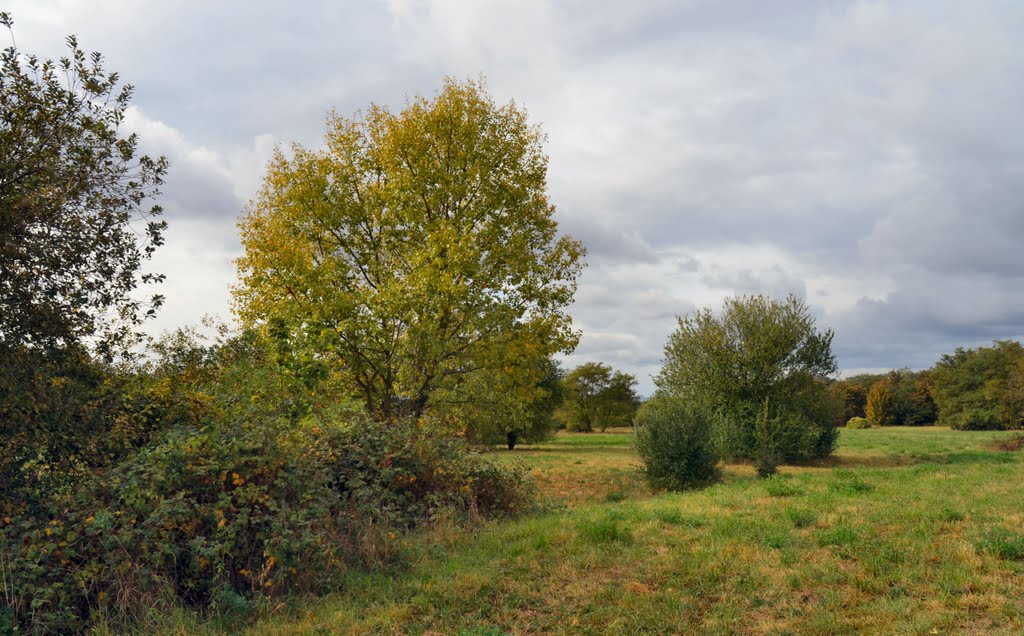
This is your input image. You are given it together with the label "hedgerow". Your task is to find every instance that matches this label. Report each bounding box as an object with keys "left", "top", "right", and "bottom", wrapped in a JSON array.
[{"left": 1, "top": 416, "right": 531, "bottom": 633}]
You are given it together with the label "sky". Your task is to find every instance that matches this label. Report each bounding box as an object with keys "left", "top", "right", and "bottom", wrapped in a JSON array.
[{"left": 7, "top": 0, "right": 1024, "bottom": 394}]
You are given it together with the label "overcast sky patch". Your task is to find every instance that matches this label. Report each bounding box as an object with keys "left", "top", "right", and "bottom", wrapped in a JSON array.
[{"left": 7, "top": 0, "right": 1024, "bottom": 394}]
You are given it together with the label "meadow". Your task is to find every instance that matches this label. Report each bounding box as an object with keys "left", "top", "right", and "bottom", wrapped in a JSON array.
[{"left": 148, "top": 427, "right": 1024, "bottom": 635}]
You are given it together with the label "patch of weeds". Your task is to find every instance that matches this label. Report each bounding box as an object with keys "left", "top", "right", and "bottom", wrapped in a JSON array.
[
  {"left": 862, "top": 538, "right": 904, "bottom": 575},
  {"left": 786, "top": 508, "right": 817, "bottom": 529},
  {"left": 579, "top": 512, "right": 634, "bottom": 544},
  {"left": 459, "top": 627, "right": 511, "bottom": 636},
  {"left": 989, "top": 433, "right": 1024, "bottom": 452},
  {"left": 779, "top": 548, "right": 800, "bottom": 566},
  {"left": 208, "top": 586, "right": 250, "bottom": 630},
  {"left": 652, "top": 508, "right": 706, "bottom": 528},
  {"left": 937, "top": 507, "right": 965, "bottom": 523},
  {"left": 764, "top": 532, "right": 789, "bottom": 550},
  {"left": 817, "top": 524, "right": 859, "bottom": 557},
  {"left": 604, "top": 489, "right": 628, "bottom": 503},
  {"left": 532, "top": 534, "right": 552, "bottom": 552},
  {"left": 975, "top": 527, "right": 1024, "bottom": 561},
  {"left": 764, "top": 476, "right": 802, "bottom": 497},
  {"left": 887, "top": 583, "right": 910, "bottom": 599},
  {"left": 829, "top": 470, "right": 874, "bottom": 495}
]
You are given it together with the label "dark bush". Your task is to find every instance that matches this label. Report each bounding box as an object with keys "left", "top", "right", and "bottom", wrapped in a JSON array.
[
  {"left": 713, "top": 399, "right": 838, "bottom": 477},
  {"left": 633, "top": 395, "right": 719, "bottom": 490},
  {"left": 0, "top": 415, "right": 532, "bottom": 633}
]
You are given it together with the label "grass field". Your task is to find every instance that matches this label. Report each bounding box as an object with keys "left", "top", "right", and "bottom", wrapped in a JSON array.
[{"left": 155, "top": 427, "right": 1024, "bottom": 635}]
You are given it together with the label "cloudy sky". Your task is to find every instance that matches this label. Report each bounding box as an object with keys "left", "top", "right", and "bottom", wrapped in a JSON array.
[{"left": 8, "top": 0, "right": 1024, "bottom": 393}]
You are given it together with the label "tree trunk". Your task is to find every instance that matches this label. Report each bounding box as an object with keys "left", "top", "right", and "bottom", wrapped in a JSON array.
[{"left": 507, "top": 430, "right": 518, "bottom": 450}]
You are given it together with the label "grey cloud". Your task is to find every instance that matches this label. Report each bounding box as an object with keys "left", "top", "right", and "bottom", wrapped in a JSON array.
[
  {"left": 560, "top": 219, "right": 658, "bottom": 263},
  {"left": 701, "top": 264, "right": 807, "bottom": 300},
  {"left": 8, "top": 0, "right": 1024, "bottom": 388}
]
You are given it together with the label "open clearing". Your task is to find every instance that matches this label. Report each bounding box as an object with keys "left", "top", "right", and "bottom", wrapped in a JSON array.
[{"left": 170, "top": 427, "right": 1024, "bottom": 635}]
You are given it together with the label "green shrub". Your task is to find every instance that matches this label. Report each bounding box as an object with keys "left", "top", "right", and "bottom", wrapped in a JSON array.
[
  {"left": 633, "top": 396, "right": 719, "bottom": 491},
  {"left": 786, "top": 508, "right": 817, "bottom": 529},
  {"left": 712, "top": 399, "right": 839, "bottom": 475},
  {"left": 0, "top": 345, "right": 195, "bottom": 511},
  {"left": 846, "top": 417, "right": 872, "bottom": 429},
  {"left": 746, "top": 401, "right": 834, "bottom": 477},
  {"left": 655, "top": 294, "right": 842, "bottom": 466}
]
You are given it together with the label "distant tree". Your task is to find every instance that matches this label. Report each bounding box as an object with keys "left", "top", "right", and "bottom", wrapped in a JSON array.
[
  {"left": 656, "top": 294, "right": 840, "bottom": 472},
  {"left": 905, "top": 371, "right": 938, "bottom": 426},
  {"left": 0, "top": 13, "right": 167, "bottom": 358},
  {"left": 830, "top": 374, "right": 880, "bottom": 423},
  {"left": 558, "top": 362, "right": 639, "bottom": 432},
  {"left": 468, "top": 356, "right": 564, "bottom": 449},
  {"left": 863, "top": 369, "right": 937, "bottom": 427},
  {"left": 234, "top": 78, "right": 584, "bottom": 424},
  {"left": 930, "top": 340, "right": 1024, "bottom": 430},
  {"left": 866, "top": 373, "right": 901, "bottom": 426}
]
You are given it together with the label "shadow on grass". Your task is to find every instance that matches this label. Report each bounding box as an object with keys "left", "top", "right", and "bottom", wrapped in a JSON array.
[
  {"left": 500, "top": 445, "right": 637, "bottom": 455},
  {"left": 816, "top": 450, "right": 1016, "bottom": 469}
]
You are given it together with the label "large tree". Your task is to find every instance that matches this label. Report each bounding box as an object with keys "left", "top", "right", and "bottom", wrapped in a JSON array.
[
  {"left": 656, "top": 294, "right": 840, "bottom": 465},
  {"left": 1, "top": 16, "right": 168, "bottom": 500},
  {"left": 234, "top": 78, "right": 584, "bottom": 423},
  {"left": 0, "top": 14, "right": 167, "bottom": 358}
]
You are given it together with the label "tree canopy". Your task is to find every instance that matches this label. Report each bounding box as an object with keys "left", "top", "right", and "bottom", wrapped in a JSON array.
[
  {"left": 863, "top": 369, "right": 937, "bottom": 427},
  {"left": 234, "top": 78, "right": 584, "bottom": 424},
  {"left": 558, "top": 362, "right": 640, "bottom": 432},
  {"left": 0, "top": 13, "right": 167, "bottom": 358},
  {"left": 930, "top": 340, "right": 1024, "bottom": 430}
]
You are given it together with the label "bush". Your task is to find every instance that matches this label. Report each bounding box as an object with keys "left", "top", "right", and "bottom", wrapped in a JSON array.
[
  {"left": 633, "top": 396, "right": 719, "bottom": 490},
  {"left": 714, "top": 400, "right": 838, "bottom": 477},
  {"left": 655, "top": 294, "right": 841, "bottom": 467},
  {"left": 846, "top": 417, "right": 872, "bottom": 429},
  {"left": 0, "top": 415, "right": 533, "bottom": 633},
  {"left": 0, "top": 345, "right": 196, "bottom": 511}
]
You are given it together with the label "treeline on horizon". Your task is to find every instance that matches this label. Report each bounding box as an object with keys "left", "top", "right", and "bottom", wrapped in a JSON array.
[{"left": 831, "top": 339, "right": 1024, "bottom": 431}]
